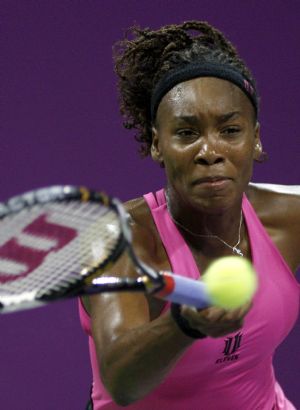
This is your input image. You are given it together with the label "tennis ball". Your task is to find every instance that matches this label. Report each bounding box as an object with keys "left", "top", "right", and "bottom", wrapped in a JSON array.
[{"left": 202, "top": 256, "right": 258, "bottom": 310}]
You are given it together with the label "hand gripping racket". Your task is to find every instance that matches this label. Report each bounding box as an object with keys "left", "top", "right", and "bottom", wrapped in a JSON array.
[{"left": 0, "top": 185, "right": 240, "bottom": 313}]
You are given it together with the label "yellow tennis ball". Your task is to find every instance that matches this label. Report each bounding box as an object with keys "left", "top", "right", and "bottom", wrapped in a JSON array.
[{"left": 202, "top": 256, "right": 258, "bottom": 310}]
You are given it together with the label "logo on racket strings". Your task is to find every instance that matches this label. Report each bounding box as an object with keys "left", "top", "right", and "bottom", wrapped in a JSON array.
[{"left": 0, "top": 214, "right": 77, "bottom": 283}]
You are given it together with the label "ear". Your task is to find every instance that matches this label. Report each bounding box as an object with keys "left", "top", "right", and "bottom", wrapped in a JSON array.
[
  {"left": 253, "top": 122, "right": 263, "bottom": 162},
  {"left": 151, "top": 127, "right": 164, "bottom": 166}
]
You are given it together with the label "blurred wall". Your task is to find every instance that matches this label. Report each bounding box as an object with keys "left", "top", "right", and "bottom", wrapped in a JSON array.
[{"left": 2, "top": 1, "right": 299, "bottom": 408}]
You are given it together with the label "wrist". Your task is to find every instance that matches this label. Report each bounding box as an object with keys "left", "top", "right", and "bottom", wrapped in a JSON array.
[{"left": 170, "top": 303, "right": 206, "bottom": 339}]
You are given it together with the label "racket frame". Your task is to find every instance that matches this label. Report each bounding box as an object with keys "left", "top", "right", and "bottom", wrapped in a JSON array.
[{"left": 0, "top": 186, "right": 165, "bottom": 312}]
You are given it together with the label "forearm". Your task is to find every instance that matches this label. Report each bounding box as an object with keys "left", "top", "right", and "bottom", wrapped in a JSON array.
[{"left": 95, "top": 312, "right": 194, "bottom": 406}]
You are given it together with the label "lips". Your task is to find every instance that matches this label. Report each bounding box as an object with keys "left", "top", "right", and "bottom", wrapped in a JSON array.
[{"left": 193, "top": 176, "right": 232, "bottom": 185}]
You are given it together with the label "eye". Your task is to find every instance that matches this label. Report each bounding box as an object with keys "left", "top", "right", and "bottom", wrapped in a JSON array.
[
  {"left": 176, "top": 129, "right": 198, "bottom": 139},
  {"left": 221, "top": 127, "right": 241, "bottom": 137}
]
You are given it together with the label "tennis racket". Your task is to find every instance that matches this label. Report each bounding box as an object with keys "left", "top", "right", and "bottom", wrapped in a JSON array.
[{"left": 0, "top": 185, "right": 213, "bottom": 313}]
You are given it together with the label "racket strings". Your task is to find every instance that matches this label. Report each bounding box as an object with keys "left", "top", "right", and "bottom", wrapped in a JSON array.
[{"left": 0, "top": 200, "right": 122, "bottom": 305}]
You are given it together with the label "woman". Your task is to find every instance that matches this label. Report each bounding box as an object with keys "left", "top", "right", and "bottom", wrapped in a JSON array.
[{"left": 79, "top": 21, "right": 300, "bottom": 409}]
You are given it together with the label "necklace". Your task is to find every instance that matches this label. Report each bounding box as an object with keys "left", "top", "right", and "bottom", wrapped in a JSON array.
[{"left": 165, "top": 193, "right": 244, "bottom": 257}]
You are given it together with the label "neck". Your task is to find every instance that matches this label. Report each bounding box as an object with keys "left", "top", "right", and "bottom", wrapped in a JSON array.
[{"left": 165, "top": 189, "right": 245, "bottom": 256}]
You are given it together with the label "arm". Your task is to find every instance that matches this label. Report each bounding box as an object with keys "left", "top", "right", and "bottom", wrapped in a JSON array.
[
  {"left": 89, "top": 226, "right": 195, "bottom": 406},
  {"left": 88, "top": 209, "right": 250, "bottom": 406}
]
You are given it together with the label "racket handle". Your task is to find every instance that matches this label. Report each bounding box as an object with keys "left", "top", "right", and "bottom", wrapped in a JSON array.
[{"left": 155, "top": 272, "right": 212, "bottom": 308}]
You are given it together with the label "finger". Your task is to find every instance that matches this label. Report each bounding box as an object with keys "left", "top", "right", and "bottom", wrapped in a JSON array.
[
  {"left": 223, "top": 303, "right": 252, "bottom": 322},
  {"left": 182, "top": 305, "right": 227, "bottom": 324}
]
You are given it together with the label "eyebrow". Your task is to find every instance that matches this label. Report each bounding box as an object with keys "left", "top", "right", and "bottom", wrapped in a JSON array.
[
  {"left": 172, "top": 115, "right": 200, "bottom": 125},
  {"left": 172, "top": 111, "right": 241, "bottom": 124},
  {"left": 217, "top": 111, "right": 241, "bottom": 123}
]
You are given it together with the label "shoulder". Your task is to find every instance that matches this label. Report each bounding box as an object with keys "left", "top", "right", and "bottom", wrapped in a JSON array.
[
  {"left": 247, "top": 182, "right": 300, "bottom": 223},
  {"left": 124, "top": 196, "right": 154, "bottom": 240},
  {"left": 124, "top": 196, "right": 168, "bottom": 271},
  {"left": 247, "top": 183, "right": 300, "bottom": 272},
  {"left": 123, "top": 196, "right": 170, "bottom": 317}
]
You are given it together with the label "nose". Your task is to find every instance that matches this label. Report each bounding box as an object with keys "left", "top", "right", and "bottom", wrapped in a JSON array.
[{"left": 194, "top": 138, "right": 225, "bottom": 166}]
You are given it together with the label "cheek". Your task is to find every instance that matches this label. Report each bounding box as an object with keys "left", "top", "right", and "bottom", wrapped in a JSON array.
[
  {"left": 230, "top": 144, "right": 255, "bottom": 180},
  {"left": 162, "top": 148, "right": 190, "bottom": 183},
  {"left": 164, "top": 158, "right": 183, "bottom": 182}
]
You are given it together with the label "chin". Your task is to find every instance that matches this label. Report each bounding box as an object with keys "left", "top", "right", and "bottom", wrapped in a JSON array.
[{"left": 193, "top": 191, "right": 242, "bottom": 214}]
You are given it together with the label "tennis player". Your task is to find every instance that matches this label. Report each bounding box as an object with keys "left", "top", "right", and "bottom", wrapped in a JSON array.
[{"left": 79, "top": 21, "right": 300, "bottom": 409}]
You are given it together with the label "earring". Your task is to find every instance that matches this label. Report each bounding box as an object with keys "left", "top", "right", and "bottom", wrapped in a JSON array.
[
  {"left": 255, "top": 144, "right": 268, "bottom": 163},
  {"left": 151, "top": 145, "right": 165, "bottom": 167}
]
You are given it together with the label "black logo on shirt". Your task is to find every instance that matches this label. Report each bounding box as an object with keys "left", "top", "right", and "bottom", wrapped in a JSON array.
[{"left": 216, "top": 332, "right": 243, "bottom": 364}]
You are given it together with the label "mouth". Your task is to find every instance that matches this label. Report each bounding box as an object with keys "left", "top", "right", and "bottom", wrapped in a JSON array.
[
  {"left": 193, "top": 176, "right": 231, "bottom": 184},
  {"left": 192, "top": 176, "right": 232, "bottom": 189}
]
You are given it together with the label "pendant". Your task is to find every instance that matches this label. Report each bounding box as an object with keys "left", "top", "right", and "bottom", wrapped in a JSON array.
[{"left": 233, "top": 247, "right": 244, "bottom": 257}]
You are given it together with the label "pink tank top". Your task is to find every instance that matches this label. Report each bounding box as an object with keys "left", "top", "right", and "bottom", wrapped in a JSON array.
[{"left": 79, "top": 190, "right": 299, "bottom": 409}]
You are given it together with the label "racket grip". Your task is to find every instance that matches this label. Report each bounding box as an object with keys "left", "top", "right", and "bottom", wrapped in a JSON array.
[{"left": 155, "top": 272, "right": 212, "bottom": 309}]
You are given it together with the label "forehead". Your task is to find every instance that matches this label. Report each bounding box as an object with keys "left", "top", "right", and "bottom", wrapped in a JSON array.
[{"left": 156, "top": 77, "right": 254, "bottom": 122}]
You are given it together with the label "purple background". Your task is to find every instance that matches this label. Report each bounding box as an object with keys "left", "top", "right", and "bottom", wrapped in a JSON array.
[{"left": 2, "top": 1, "right": 299, "bottom": 408}]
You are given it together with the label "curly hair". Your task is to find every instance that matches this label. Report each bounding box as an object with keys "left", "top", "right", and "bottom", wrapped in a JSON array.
[{"left": 114, "top": 21, "right": 258, "bottom": 157}]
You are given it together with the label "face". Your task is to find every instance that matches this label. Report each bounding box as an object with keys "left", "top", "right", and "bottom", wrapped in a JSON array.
[{"left": 151, "top": 77, "right": 261, "bottom": 213}]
